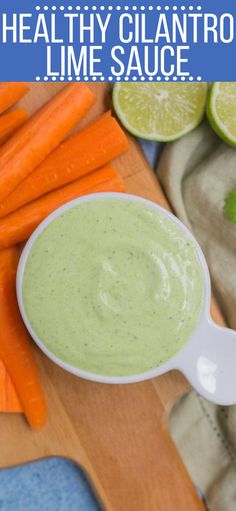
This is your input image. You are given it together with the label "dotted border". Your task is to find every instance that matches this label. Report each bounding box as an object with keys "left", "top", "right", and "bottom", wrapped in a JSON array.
[
  {"left": 35, "top": 5, "right": 203, "bottom": 11},
  {"left": 36, "top": 75, "right": 202, "bottom": 82},
  {"left": 35, "top": 4, "right": 203, "bottom": 82}
]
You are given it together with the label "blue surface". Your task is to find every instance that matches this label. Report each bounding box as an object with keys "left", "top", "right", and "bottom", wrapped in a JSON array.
[
  {"left": 1, "top": 0, "right": 236, "bottom": 82},
  {"left": 0, "top": 459, "right": 101, "bottom": 511},
  {"left": 0, "top": 142, "right": 163, "bottom": 511},
  {"left": 139, "top": 139, "right": 163, "bottom": 169}
]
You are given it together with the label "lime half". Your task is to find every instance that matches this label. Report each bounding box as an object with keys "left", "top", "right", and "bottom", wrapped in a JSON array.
[
  {"left": 207, "top": 83, "right": 236, "bottom": 147},
  {"left": 224, "top": 189, "right": 236, "bottom": 224},
  {"left": 113, "top": 83, "right": 208, "bottom": 142}
]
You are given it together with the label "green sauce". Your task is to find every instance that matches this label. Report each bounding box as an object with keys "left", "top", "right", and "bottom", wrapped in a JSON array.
[{"left": 22, "top": 199, "right": 204, "bottom": 376}]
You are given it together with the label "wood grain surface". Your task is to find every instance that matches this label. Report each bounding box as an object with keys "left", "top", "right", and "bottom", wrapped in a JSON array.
[{"left": 0, "top": 83, "right": 223, "bottom": 511}]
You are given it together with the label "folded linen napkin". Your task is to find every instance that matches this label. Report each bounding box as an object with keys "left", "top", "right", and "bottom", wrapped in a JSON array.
[
  {"left": 157, "top": 122, "right": 236, "bottom": 511},
  {"left": 158, "top": 121, "right": 236, "bottom": 328}
]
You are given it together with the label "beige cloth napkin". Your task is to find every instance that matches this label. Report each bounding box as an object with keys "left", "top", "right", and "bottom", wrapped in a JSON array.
[{"left": 157, "top": 122, "right": 236, "bottom": 511}]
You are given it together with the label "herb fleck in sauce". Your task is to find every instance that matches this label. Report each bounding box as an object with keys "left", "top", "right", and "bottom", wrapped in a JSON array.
[{"left": 23, "top": 199, "right": 203, "bottom": 376}]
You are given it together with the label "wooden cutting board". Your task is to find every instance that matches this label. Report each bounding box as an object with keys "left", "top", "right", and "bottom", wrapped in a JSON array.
[{"left": 0, "top": 83, "right": 223, "bottom": 510}]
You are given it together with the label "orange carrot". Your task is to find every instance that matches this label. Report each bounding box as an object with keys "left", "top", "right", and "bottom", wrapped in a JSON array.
[
  {"left": 0, "top": 112, "right": 129, "bottom": 218},
  {"left": 0, "top": 164, "right": 125, "bottom": 248},
  {"left": 0, "top": 83, "right": 29, "bottom": 114},
  {"left": 0, "top": 359, "right": 22, "bottom": 412},
  {"left": 0, "top": 83, "right": 96, "bottom": 203},
  {"left": 0, "top": 108, "right": 28, "bottom": 146},
  {"left": 0, "top": 248, "right": 47, "bottom": 428}
]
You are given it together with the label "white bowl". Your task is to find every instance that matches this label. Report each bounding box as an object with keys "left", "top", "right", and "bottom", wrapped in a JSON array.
[{"left": 17, "top": 193, "right": 236, "bottom": 405}]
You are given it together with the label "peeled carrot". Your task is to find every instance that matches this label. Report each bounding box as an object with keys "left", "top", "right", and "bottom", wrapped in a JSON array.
[
  {"left": 0, "top": 164, "right": 125, "bottom": 248},
  {"left": 0, "top": 359, "right": 22, "bottom": 412},
  {"left": 0, "top": 83, "right": 29, "bottom": 114},
  {"left": 0, "top": 83, "right": 96, "bottom": 203},
  {"left": 0, "top": 112, "right": 129, "bottom": 218},
  {"left": 0, "top": 108, "right": 28, "bottom": 146},
  {"left": 0, "top": 248, "right": 47, "bottom": 428}
]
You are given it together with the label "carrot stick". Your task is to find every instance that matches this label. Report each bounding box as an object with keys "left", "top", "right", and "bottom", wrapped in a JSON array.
[
  {"left": 0, "top": 112, "right": 129, "bottom": 218},
  {"left": 0, "top": 359, "right": 22, "bottom": 413},
  {"left": 0, "top": 248, "right": 47, "bottom": 428},
  {"left": 0, "top": 83, "right": 96, "bottom": 203},
  {"left": 0, "top": 164, "right": 125, "bottom": 248},
  {"left": 0, "top": 83, "right": 29, "bottom": 114},
  {"left": 0, "top": 108, "right": 28, "bottom": 146}
]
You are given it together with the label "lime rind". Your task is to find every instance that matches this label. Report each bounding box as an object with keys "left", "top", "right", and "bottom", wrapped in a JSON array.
[
  {"left": 224, "top": 189, "right": 236, "bottom": 224},
  {"left": 207, "top": 83, "right": 236, "bottom": 148},
  {"left": 113, "top": 83, "right": 208, "bottom": 142}
]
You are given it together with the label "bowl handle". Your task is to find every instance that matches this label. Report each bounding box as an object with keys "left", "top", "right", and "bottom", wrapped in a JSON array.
[{"left": 174, "top": 317, "right": 236, "bottom": 405}]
